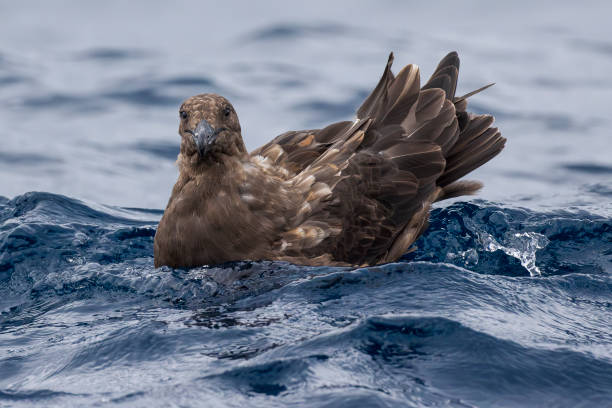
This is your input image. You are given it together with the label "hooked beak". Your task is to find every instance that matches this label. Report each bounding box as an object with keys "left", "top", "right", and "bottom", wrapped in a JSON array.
[{"left": 188, "top": 119, "right": 225, "bottom": 157}]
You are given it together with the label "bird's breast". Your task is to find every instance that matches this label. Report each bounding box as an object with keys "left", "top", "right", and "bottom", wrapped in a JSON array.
[{"left": 154, "top": 178, "right": 271, "bottom": 268}]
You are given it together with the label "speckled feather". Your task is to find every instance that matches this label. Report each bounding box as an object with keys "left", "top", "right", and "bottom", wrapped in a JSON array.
[{"left": 154, "top": 52, "right": 505, "bottom": 268}]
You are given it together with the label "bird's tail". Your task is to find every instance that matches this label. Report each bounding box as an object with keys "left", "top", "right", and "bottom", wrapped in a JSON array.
[{"left": 357, "top": 51, "right": 505, "bottom": 202}]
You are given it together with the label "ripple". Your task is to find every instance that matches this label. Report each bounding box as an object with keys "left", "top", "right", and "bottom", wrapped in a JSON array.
[
  {"left": 21, "top": 93, "right": 105, "bottom": 112},
  {"left": 160, "top": 76, "right": 215, "bottom": 87},
  {"left": 585, "top": 183, "right": 612, "bottom": 197},
  {"left": 76, "top": 47, "right": 151, "bottom": 61},
  {"left": 16, "top": 75, "right": 219, "bottom": 113},
  {"left": 562, "top": 163, "right": 612, "bottom": 174},
  {"left": 101, "top": 87, "right": 180, "bottom": 107},
  {"left": 131, "top": 141, "right": 179, "bottom": 160},
  {"left": 570, "top": 38, "right": 612, "bottom": 57},
  {"left": 0, "top": 389, "right": 85, "bottom": 402},
  {"left": 247, "top": 23, "right": 349, "bottom": 42},
  {"left": 196, "top": 315, "right": 612, "bottom": 406},
  {"left": 0, "top": 152, "right": 63, "bottom": 166},
  {"left": 0, "top": 75, "right": 27, "bottom": 87}
]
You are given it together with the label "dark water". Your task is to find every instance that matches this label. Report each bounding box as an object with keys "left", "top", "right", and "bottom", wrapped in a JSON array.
[
  {"left": 1, "top": 194, "right": 610, "bottom": 407},
  {"left": 1, "top": 1, "right": 611, "bottom": 407}
]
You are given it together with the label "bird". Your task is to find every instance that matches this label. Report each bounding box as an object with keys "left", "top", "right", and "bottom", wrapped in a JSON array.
[{"left": 154, "top": 52, "right": 505, "bottom": 269}]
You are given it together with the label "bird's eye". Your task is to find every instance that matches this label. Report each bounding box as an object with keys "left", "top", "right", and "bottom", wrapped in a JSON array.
[
  {"left": 223, "top": 106, "right": 231, "bottom": 117},
  {"left": 180, "top": 111, "right": 188, "bottom": 120}
]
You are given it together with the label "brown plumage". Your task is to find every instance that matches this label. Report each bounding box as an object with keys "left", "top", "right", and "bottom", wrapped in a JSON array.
[{"left": 154, "top": 52, "right": 505, "bottom": 268}]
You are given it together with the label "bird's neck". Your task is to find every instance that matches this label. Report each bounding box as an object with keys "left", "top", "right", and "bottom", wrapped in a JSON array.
[
  {"left": 173, "top": 152, "right": 245, "bottom": 196},
  {"left": 177, "top": 147, "right": 247, "bottom": 172}
]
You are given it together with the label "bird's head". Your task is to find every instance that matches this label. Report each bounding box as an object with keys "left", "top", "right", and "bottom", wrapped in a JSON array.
[{"left": 178, "top": 94, "right": 246, "bottom": 161}]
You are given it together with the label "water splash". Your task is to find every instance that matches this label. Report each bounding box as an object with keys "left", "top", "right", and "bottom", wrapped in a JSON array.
[{"left": 479, "top": 231, "right": 549, "bottom": 276}]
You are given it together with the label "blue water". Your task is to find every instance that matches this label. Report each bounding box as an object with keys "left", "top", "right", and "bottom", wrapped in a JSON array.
[{"left": 1, "top": 1, "right": 611, "bottom": 407}]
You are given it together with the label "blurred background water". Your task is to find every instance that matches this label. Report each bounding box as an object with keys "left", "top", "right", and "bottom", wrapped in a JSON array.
[{"left": 0, "top": 1, "right": 611, "bottom": 407}]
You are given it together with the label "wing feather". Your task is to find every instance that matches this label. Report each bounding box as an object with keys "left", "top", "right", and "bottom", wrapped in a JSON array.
[{"left": 251, "top": 51, "right": 504, "bottom": 265}]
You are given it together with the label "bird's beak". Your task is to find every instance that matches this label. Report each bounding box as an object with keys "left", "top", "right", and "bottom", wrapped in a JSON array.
[
  {"left": 189, "top": 119, "right": 228, "bottom": 157},
  {"left": 190, "top": 119, "right": 218, "bottom": 157}
]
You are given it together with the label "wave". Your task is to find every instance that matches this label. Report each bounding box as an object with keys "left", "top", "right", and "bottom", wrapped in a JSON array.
[
  {"left": 1, "top": 192, "right": 609, "bottom": 302},
  {"left": 1, "top": 192, "right": 610, "bottom": 407},
  {"left": 199, "top": 315, "right": 612, "bottom": 406}
]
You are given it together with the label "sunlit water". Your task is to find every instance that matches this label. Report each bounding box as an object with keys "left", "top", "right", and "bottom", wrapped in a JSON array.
[{"left": 1, "top": 1, "right": 611, "bottom": 407}]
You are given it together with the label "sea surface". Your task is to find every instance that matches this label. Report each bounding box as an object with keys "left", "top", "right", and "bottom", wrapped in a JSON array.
[{"left": 1, "top": 1, "right": 611, "bottom": 407}]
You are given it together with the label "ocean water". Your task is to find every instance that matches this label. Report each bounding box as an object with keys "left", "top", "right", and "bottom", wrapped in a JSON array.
[{"left": 1, "top": 1, "right": 611, "bottom": 407}]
